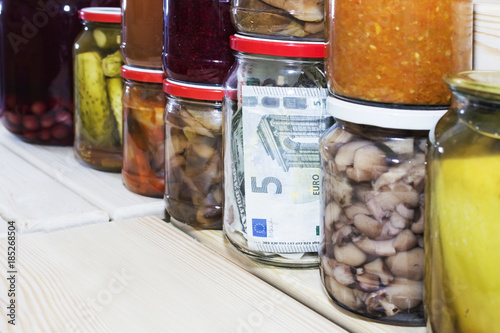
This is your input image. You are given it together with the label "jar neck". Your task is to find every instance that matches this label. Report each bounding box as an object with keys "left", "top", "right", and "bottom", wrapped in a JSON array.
[
  {"left": 452, "top": 91, "right": 500, "bottom": 138},
  {"left": 336, "top": 119, "right": 429, "bottom": 140}
]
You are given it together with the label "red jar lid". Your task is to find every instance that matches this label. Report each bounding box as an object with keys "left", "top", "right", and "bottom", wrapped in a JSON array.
[
  {"left": 79, "top": 7, "right": 121, "bottom": 23},
  {"left": 229, "top": 34, "right": 325, "bottom": 58},
  {"left": 121, "top": 65, "right": 164, "bottom": 83},
  {"left": 163, "top": 79, "right": 224, "bottom": 101}
]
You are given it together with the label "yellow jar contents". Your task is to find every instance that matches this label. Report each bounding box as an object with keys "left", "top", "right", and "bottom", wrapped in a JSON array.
[{"left": 430, "top": 154, "right": 500, "bottom": 332}]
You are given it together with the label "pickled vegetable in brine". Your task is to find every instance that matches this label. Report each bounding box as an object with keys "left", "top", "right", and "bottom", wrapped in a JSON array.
[{"left": 426, "top": 155, "right": 500, "bottom": 333}]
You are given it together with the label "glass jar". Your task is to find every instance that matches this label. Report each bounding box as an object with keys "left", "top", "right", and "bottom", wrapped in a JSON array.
[
  {"left": 326, "top": 0, "right": 473, "bottom": 106},
  {"left": 121, "top": 0, "right": 163, "bottom": 69},
  {"left": 73, "top": 7, "right": 123, "bottom": 172},
  {"left": 231, "top": 0, "right": 325, "bottom": 41},
  {"left": 425, "top": 71, "right": 500, "bottom": 333},
  {"left": 122, "top": 65, "right": 166, "bottom": 198},
  {"left": 223, "top": 34, "right": 332, "bottom": 267},
  {"left": 0, "top": 0, "right": 120, "bottom": 145},
  {"left": 163, "top": 0, "right": 236, "bottom": 85},
  {"left": 319, "top": 96, "right": 446, "bottom": 325},
  {"left": 164, "top": 79, "right": 224, "bottom": 230}
]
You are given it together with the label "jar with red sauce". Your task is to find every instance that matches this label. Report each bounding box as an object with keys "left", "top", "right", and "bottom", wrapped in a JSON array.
[
  {"left": 163, "top": 0, "right": 236, "bottom": 85},
  {"left": 122, "top": 65, "right": 166, "bottom": 198},
  {"left": 121, "top": 0, "right": 163, "bottom": 69},
  {"left": 0, "top": 0, "right": 120, "bottom": 145},
  {"left": 164, "top": 79, "right": 224, "bottom": 229},
  {"left": 327, "top": 0, "right": 473, "bottom": 107}
]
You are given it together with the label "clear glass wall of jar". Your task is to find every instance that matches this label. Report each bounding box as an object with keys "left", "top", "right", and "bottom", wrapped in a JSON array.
[
  {"left": 425, "top": 71, "right": 500, "bottom": 333},
  {"left": 73, "top": 7, "right": 123, "bottom": 172},
  {"left": 122, "top": 66, "right": 166, "bottom": 198},
  {"left": 231, "top": 0, "right": 325, "bottom": 41},
  {"left": 163, "top": 0, "right": 236, "bottom": 85},
  {"left": 164, "top": 79, "right": 224, "bottom": 230},
  {"left": 319, "top": 96, "right": 446, "bottom": 325},
  {"left": 223, "top": 34, "right": 332, "bottom": 267},
  {"left": 326, "top": 0, "right": 473, "bottom": 106},
  {"left": 121, "top": 0, "right": 163, "bottom": 69},
  {"left": 0, "top": 0, "right": 120, "bottom": 145}
]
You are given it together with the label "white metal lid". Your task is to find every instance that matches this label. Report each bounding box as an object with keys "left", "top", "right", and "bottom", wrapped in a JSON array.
[{"left": 327, "top": 96, "right": 448, "bottom": 130}]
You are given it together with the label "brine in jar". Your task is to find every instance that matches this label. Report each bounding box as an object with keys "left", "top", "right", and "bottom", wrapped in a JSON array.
[
  {"left": 164, "top": 79, "right": 224, "bottom": 229},
  {"left": 122, "top": 66, "right": 166, "bottom": 198},
  {"left": 327, "top": 0, "right": 473, "bottom": 106}
]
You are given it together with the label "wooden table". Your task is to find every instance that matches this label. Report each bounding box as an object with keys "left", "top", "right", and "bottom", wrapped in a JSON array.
[{"left": 0, "top": 124, "right": 427, "bottom": 332}]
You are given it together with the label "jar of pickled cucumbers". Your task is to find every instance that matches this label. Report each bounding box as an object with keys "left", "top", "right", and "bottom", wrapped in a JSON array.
[
  {"left": 231, "top": 0, "right": 325, "bottom": 41},
  {"left": 223, "top": 34, "right": 332, "bottom": 267},
  {"left": 164, "top": 79, "right": 224, "bottom": 230},
  {"left": 121, "top": 65, "right": 166, "bottom": 198},
  {"left": 319, "top": 96, "right": 446, "bottom": 325},
  {"left": 74, "top": 7, "right": 123, "bottom": 172},
  {"left": 0, "top": 0, "right": 120, "bottom": 145},
  {"left": 426, "top": 71, "right": 500, "bottom": 333},
  {"left": 326, "top": 0, "right": 473, "bottom": 106}
]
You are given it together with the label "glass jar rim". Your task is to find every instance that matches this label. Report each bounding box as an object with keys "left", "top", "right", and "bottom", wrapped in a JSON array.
[
  {"left": 79, "top": 7, "right": 121, "bottom": 23},
  {"left": 121, "top": 65, "right": 164, "bottom": 83},
  {"left": 327, "top": 96, "right": 447, "bottom": 130},
  {"left": 229, "top": 34, "right": 325, "bottom": 58},
  {"left": 444, "top": 70, "right": 500, "bottom": 101},
  {"left": 163, "top": 79, "right": 224, "bottom": 101}
]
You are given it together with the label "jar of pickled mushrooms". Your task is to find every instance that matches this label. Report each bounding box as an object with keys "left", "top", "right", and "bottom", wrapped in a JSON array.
[
  {"left": 122, "top": 65, "right": 166, "bottom": 198},
  {"left": 319, "top": 96, "right": 446, "bottom": 325},
  {"left": 164, "top": 79, "right": 224, "bottom": 230},
  {"left": 231, "top": 0, "right": 325, "bottom": 41},
  {"left": 223, "top": 34, "right": 332, "bottom": 267},
  {"left": 426, "top": 71, "right": 500, "bottom": 333}
]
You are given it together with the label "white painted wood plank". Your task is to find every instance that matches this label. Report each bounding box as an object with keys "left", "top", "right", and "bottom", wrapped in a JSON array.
[
  {"left": 474, "top": 3, "right": 500, "bottom": 70},
  {"left": 0, "top": 217, "right": 7, "bottom": 238},
  {"left": 0, "top": 145, "right": 109, "bottom": 233},
  {"left": 170, "top": 220, "right": 427, "bottom": 333},
  {"left": 0, "top": 125, "right": 165, "bottom": 221},
  {"left": 0, "top": 216, "right": 347, "bottom": 332}
]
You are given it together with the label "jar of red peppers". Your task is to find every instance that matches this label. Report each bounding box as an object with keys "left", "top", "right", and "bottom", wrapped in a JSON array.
[
  {"left": 164, "top": 79, "right": 224, "bottom": 230},
  {"left": 73, "top": 7, "right": 123, "bottom": 172},
  {"left": 163, "top": 0, "right": 236, "bottom": 85},
  {"left": 0, "top": 0, "right": 120, "bottom": 145},
  {"left": 121, "top": 0, "right": 163, "bottom": 69},
  {"left": 121, "top": 65, "right": 166, "bottom": 198},
  {"left": 326, "top": 0, "right": 473, "bottom": 106}
]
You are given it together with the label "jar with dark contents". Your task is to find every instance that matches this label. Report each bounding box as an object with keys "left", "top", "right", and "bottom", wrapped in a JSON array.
[
  {"left": 326, "top": 0, "right": 473, "bottom": 106},
  {"left": 121, "top": 0, "right": 163, "bottom": 68},
  {"left": 164, "top": 79, "right": 224, "bottom": 229},
  {"left": 163, "top": 0, "right": 236, "bottom": 84},
  {"left": 319, "top": 96, "right": 446, "bottom": 325},
  {"left": 0, "top": 0, "right": 120, "bottom": 145},
  {"left": 122, "top": 66, "right": 166, "bottom": 198},
  {"left": 231, "top": 0, "right": 325, "bottom": 41},
  {"left": 73, "top": 7, "right": 123, "bottom": 172},
  {"left": 223, "top": 34, "right": 332, "bottom": 267}
]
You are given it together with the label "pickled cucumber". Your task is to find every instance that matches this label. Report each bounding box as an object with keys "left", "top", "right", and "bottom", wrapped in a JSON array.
[
  {"left": 76, "top": 51, "right": 115, "bottom": 145},
  {"left": 102, "top": 50, "right": 123, "bottom": 77},
  {"left": 107, "top": 77, "right": 124, "bottom": 143}
]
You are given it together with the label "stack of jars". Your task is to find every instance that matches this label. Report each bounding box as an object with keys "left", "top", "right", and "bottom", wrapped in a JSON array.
[
  {"left": 221, "top": 1, "right": 333, "bottom": 267},
  {"left": 118, "top": 0, "right": 166, "bottom": 197},
  {"left": 318, "top": 0, "right": 473, "bottom": 326},
  {"left": 162, "top": 0, "right": 235, "bottom": 229}
]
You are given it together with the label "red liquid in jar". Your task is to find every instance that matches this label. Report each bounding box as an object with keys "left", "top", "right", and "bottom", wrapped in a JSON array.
[{"left": 163, "top": 0, "right": 235, "bottom": 85}]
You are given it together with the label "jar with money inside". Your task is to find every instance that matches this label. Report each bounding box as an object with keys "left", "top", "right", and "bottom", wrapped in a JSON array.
[{"left": 222, "top": 34, "right": 333, "bottom": 267}]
